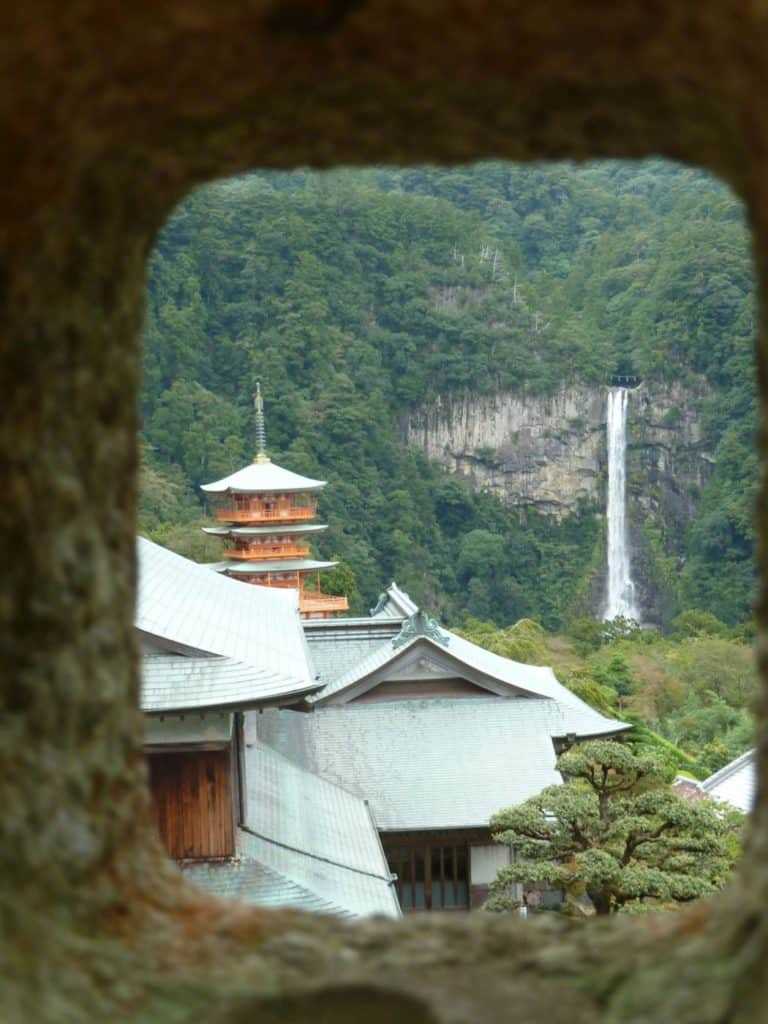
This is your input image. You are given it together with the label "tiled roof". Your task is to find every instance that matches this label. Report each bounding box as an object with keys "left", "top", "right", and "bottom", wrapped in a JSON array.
[
  {"left": 370, "top": 582, "right": 419, "bottom": 619},
  {"left": 182, "top": 729, "right": 401, "bottom": 918},
  {"left": 181, "top": 840, "right": 352, "bottom": 916},
  {"left": 136, "top": 538, "right": 318, "bottom": 708},
  {"left": 242, "top": 730, "right": 398, "bottom": 883},
  {"left": 304, "top": 620, "right": 401, "bottom": 686},
  {"left": 701, "top": 748, "right": 756, "bottom": 813},
  {"left": 305, "top": 609, "right": 607, "bottom": 709},
  {"left": 141, "top": 655, "right": 313, "bottom": 713},
  {"left": 234, "top": 829, "right": 398, "bottom": 918},
  {"left": 254, "top": 698, "right": 626, "bottom": 832},
  {"left": 200, "top": 460, "right": 326, "bottom": 494}
]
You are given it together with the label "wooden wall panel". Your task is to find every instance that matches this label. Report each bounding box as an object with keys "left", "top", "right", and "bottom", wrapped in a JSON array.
[
  {"left": 352, "top": 677, "right": 489, "bottom": 703},
  {"left": 148, "top": 750, "right": 234, "bottom": 860}
]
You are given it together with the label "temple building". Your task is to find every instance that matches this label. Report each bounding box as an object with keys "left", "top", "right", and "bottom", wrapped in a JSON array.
[
  {"left": 138, "top": 537, "right": 398, "bottom": 916},
  {"left": 138, "top": 537, "right": 627, "bottom": 916},
  {"left": 200, "top": 384, "right": 348, "bottom": 619}
]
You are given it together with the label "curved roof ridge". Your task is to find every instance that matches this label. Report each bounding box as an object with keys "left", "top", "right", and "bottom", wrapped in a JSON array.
[
  {"left": 136, "top": 537, "right": 317, "bottom": 705},
  {"left": 308, "top": 605, "right": 628, "bottom": 727}
]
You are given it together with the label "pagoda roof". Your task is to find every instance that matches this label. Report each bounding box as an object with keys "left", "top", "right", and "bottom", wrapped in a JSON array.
[
  {"left": 201, "top": 459, "right": 326, "bottom": 494},
  {"left": 213, "top": 558, "right": 338, "bottom": 574},
  {"left": 202, "top": 523, "right": 328, "bottom": 537}
]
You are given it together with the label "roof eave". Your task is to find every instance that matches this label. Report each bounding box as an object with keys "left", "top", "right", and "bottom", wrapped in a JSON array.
[{"left": 142, "top": 680, "right": 323, "bottom": 716}]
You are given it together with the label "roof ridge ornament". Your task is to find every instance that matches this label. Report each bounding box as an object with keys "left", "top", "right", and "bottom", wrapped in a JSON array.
[
  {"left": 253, "top": 381, "right": 271, "bottom": 464},
  {"left": 392, "top": 609, "right": 450, "bottom": 649}
]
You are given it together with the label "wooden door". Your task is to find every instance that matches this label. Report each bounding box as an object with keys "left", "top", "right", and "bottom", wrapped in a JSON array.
[{"left": 148, "top": 749, "right": 234, "bottom": 860}]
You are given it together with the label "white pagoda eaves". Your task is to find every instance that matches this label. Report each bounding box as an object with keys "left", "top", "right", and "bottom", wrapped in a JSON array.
[
  {"left": 202, "top": 523, "right": 328, "bottom": 537},
  {"left": 201, "top": 460, "right": 326, "bottom": 494}
]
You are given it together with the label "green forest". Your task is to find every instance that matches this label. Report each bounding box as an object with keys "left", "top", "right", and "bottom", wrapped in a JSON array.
[{"left": 141, "top": 159, "right": 757, "bottom": 633}]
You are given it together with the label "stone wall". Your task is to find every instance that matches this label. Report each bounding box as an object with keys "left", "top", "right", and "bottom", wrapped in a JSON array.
[{"left": 2, "top": 2, "right": 768, "bottom": 1022}]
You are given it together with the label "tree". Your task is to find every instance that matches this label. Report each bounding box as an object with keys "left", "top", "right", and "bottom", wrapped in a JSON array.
[{"left": 487, "top": 740, "right": 738, "bottom": 916}]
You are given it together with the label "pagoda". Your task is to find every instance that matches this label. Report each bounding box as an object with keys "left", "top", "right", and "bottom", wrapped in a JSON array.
[{"left": 201, "top": 385, "right": 349, "bottom": 619}]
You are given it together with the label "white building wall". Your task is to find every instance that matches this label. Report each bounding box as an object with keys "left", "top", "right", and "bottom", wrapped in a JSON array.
[{"left": 470, "top": 843, "right": 511, "bottom": 884}]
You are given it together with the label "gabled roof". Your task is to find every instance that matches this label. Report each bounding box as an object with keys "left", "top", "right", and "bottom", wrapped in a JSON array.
[
  {"left": 200, "top": 459, "right": 326, "bottom": 494},
  {"left": 306, "top": 606, "right": 608, "bottom": 711},
  {"left": 137, "top": 538, "right": 318, "bottom": 710},
  {"left": 254, "top": 698, "right": 625, "bottom": 832},
  {"left": 701, "top": 748, "right": 756, "bottom": 813}
]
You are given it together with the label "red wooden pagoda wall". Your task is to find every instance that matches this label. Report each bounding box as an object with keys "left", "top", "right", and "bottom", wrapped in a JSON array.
[{"left": 148, "top": 749, "right": 234, "bottom": 860}]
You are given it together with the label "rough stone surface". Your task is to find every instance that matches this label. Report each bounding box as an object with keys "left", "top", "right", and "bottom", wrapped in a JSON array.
[
  {"left": 405, "top": 382, "right": 711, "bottom": 520},
  {"left": 0, "top": 1, "right": 768, "bottom": 1022}
]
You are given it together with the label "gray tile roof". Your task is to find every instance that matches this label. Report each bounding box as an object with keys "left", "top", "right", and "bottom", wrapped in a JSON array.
[
  {"left": 304, "top": 621, "right": 401, "bottom": 686},
  {"left": 181, "top": 730, "right": 401, "bottom": 918},
  {"left": 254, "top": 698, "right": 626, "bottom": 832},
  {"left": 137, "top": 538, "right": 317, "bottom": 708},
  {"left": 180, "top": 840, "right": 352, "bottom": 916},
  {"left": 242, "top": 727, "right": 398, "bottom": 880},
  {"left": 141, "top": 655, "right": 312, "bottom": 713},
  {"left": 370, "top": 582, "right": 419, "bottom": 619},
  {"left": 701, "top": 748, "right": 756, "bottom": 813},
  {"left": 234, "top": 829, "right": 398, "bottom": 918},
  {"left": 305, "top": 610, "right": 607, "bottom": 710}
]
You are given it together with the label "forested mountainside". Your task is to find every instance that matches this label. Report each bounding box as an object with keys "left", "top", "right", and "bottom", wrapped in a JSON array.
[{"left": 141, "top": 160, "right": 757, "bottom": 630}]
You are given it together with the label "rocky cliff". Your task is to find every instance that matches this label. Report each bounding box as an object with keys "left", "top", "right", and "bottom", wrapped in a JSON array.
[
  {"left": 405, "top": 381, "right": 715, "bottom": 623},
  {"left": 405, "top": 382, "right": 713, "bottom": 520}
]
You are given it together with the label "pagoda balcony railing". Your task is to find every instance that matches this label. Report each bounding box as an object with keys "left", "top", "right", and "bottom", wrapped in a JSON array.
[
  {"left": 299, "top": 593, "right": 349, "bottom": 613},
  {"left": 213, "top": 505, "right": 317, "bottom": 523},
  {"left": 222, "top": 543, "right": 311, "bottom": 561}
]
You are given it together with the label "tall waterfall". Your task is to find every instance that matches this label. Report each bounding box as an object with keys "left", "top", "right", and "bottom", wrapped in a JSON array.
[{"left": 603, "top": 388, "right": 640, "bottom": 622}]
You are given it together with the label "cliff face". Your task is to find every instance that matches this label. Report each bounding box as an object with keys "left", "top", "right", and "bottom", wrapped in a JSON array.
[
  {"left": 405, "top": 382, "right": 715, "bottom": 623},
  {"left": 405, "top": 385, "right": 606, "bottom": 518}
]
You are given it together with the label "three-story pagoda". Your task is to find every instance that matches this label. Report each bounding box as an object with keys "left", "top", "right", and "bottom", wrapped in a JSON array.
[{"left": 201, "top": 385, "right": 349, "bottom": 619}]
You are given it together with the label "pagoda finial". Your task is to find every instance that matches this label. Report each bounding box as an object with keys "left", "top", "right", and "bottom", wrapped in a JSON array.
[{"left": 253, "top": 382, "right": 271, "bottom": 464}]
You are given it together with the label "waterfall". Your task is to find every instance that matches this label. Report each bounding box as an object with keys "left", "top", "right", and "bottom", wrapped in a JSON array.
[{"left": 603, "top": 388, "right": 640, "bottom": 622}]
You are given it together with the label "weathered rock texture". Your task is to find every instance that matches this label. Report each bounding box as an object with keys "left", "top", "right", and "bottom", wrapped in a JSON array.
[
  {"left": 1, "top": 2, "right": 768, "bottom": 1023},
  {"left": 407, "top": 385, "right": 608, "bottom": 516},
  {"left": 405, "top": 381, "right": 712, "bottom": 520}
]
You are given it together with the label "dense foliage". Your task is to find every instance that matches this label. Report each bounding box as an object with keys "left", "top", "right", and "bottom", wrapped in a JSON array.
[
  {"left": 487, "top": 740, "right": 740, "bottom": 916},
  {"left": 460, "top": 614, "right": 756, "bottom": 773},
  {"left": 141, "top": 160, "right": 757, "bottom": 627}
]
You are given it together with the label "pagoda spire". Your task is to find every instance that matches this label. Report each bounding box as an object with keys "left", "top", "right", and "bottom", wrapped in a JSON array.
[
  {"left": 253, "top": 381, "right": 270, "bottom": 464},
  {"left": 201, "top": 387, "right": 349, "bottom": 619}
]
